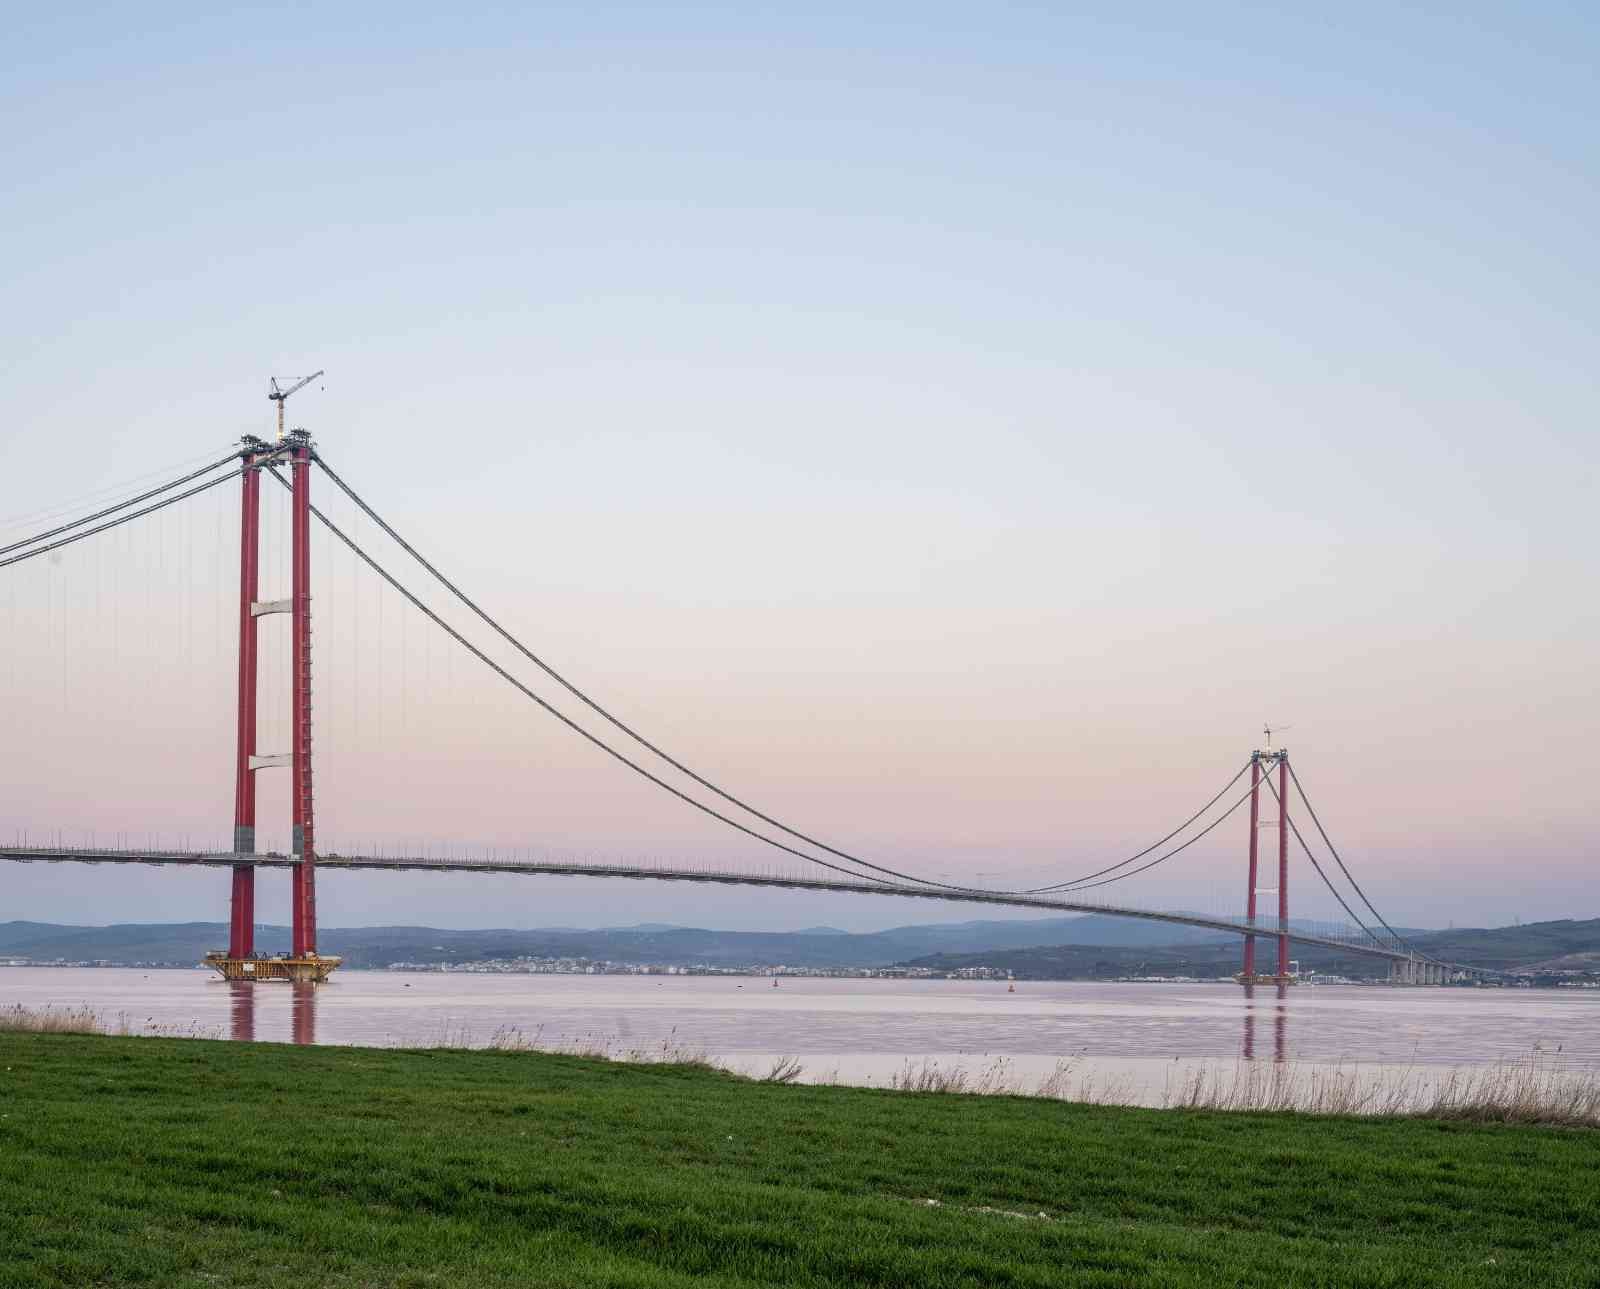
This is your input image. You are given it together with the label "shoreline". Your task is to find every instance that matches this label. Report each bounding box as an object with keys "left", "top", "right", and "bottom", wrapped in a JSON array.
[{"left": 8, "top": 1003, "right": 1599, "bottom": 1125}]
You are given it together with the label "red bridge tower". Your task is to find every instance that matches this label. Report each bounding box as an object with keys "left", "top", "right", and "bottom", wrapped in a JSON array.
[
  {"left": 1238, "top": 747, "right": 1290, "bottom": 986},
  {"left": 206, "top": 396, "right": 338, "bottom": 983}
]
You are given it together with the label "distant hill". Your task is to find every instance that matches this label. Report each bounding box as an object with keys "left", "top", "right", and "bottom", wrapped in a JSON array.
[
  {"left": 0, "top": 922, "right": 294, "bottom": 964},
  {"left": 897, "top": 918, "right": 1600, "bottom": 980},
  {"left": 5, "top": 915, "right": 1589, "bottom": 977},
  {"left": 896, "top": 940, "right": 1381, "bottom": 980},
  {"left": 1408, "top": 920, "right": 1600, "bottom": 972},
  {"left": 1, "top": 913, "right": 1229, "bottom": 970}
]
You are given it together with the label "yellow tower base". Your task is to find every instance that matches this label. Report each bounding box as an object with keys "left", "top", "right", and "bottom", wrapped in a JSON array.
[{"left": 203, "top": 952, "right": 342, "bottom": 983}]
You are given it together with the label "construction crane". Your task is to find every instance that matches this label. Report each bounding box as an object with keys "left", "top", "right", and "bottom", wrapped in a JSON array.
[{"left": 267, "top": 371, "right": 325, "bottom": 441}]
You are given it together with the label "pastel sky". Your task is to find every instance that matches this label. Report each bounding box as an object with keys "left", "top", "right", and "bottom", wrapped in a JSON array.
[{"left": 2, "top": 3, "right": 1595, "bottom": 933}]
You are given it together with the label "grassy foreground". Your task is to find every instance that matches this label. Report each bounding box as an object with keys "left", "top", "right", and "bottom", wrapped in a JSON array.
[{"left": 2, "top": 1035, "right": 1598, "bottom": 1288}]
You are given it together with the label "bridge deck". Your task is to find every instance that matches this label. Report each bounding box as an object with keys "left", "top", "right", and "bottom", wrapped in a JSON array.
[{"left": 0, "top": 845, "right": 1439, "bottom": 965}]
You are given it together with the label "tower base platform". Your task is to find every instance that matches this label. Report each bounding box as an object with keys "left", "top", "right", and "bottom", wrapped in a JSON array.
[
  {"left": 1233, "top": 973, "right": 1298, "bottom": 987},
  {"left": 203, "top": 952, "right": 342, "bottom": 983}
]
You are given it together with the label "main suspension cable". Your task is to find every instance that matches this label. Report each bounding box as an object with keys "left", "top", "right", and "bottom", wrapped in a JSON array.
[
  {"left": 0, "top": 443, "right": 240, "bottom": 536},
  {"left": 1260, "top": 774, "right": 1408, "bottom": 953},
  {"left": 311, "top": 452, "right": 1256, "bottom": 898},
  {"left": 1042, "top": 770, "right": 1263, "bottom": 894},
  {"left": 1288, "top": 762, "right": 1414, "bottom": 947},
  {"left": 269, "top": 466, "right": 981, "bottom": 891},
  {"left": 0, "top": 466, "right": 244, "bottom": 572},
  {"left": 1021, "top": 760, "right": 1251, "bottom": 893},
  {"left": 313, "top": 452, "right": 1021, "bottom": 892},
  {"left": 0, "top": 450, "right": 243, "bottom": 559}
]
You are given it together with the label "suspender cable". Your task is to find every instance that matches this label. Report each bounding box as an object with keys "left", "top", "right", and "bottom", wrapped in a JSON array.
[
  {"left": 265, "top": 467, "right": 933, "bottom": 890},
  {"left": 1021, "top": 760, "right": 1251, "bottom": 893},
  {"left": 310, "top": 452, "right": 967, "bottom": 889},
  {"left": 1040, "top": 770, "right": 1262, "bottom": 894},
  {"left": 0, "top": 451, "right": 242, "bottom": 558},
  {"left": 311, "top": 452, "right": 1251, "bottom": 897},
  {"left": 0, "top": 468, "right": 243, "bottom": 571},
  {"left": 0, "top": 445, "right": 239, "bottom": 537},
  {"left": 1260, "top": 774, "right": 1413, "bottom": 955},
  {"left": 1287, "top": 762, "right": 1415, "bottom": 948}
]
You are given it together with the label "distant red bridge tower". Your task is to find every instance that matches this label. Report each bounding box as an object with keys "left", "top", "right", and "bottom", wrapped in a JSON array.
[{"left": 1237, "top": 747, "right": 1291, "bottom": 986}]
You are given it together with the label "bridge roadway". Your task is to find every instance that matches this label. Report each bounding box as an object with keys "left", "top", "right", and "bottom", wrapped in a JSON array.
[{"left": 1, "top": 844, "right": 1437, "bottom": 967}]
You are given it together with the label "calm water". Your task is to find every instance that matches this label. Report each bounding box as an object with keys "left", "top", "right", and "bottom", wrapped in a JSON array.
[{"left": 5, "top": 969, "right": 1596, "bottom": 1078}]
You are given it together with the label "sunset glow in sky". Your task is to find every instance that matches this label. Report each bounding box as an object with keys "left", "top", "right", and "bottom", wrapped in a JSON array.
[{"left": 3, "top": 4, "right": 1596, "bottom": 931}]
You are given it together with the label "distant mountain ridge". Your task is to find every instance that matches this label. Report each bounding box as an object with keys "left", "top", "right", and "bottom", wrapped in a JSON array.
[
  {"left": 897, "top": 918, "right": 1600, "bottom": 980},
  {"left": 2, "top": 915, "right": 1584, "bottom": 976},
  {"left": 3, "top": 921, "right": 1587, "bottom": 978},
  {"left": 0, "top": 913, "right": 1236, "bottom": 970}
]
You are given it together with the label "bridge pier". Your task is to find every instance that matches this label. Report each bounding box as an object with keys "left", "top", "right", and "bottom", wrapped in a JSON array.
[{"left": 1387, "top": 957, "right": 1448, "bottom": 985}]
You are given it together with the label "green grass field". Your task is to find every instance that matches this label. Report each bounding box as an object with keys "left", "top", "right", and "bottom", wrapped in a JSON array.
[{"left": 2, "top": 1033, "right": 1597, "bottom": 1287}]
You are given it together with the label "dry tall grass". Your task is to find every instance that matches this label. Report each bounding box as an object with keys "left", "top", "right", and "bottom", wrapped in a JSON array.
[
  {"left": 472, "top": 1022, "right": 718, "bottom": 1069},
  {"left": 891, "top": 1057, "right": 1036, "bottom": 1095},
  {"left": 0, "top": 1004, "right": 215, "bottom": 1039},
  {"left": 425, "top": 1027, "right": 1600, "bottom": 1125},
  {"left": 8, "top": 1002, "right": 1594, "bottom": 1127},
  {"left": 825, "top": 1050, "right": 1600, "bottom": 1126},
  {"left": 1413, "top": 1058, "right": 1600, "bottom": 1127},
  {"left": 882, "top": 1056, "right": 1135, "bottom": 1104},
  {"left": 0, "top": 1004, "right": 125, "bottom": 1035},
  {"left": 758, "top": 1055, "right": 806, "bottom": 1084},
  {"left": 1161, "top": 1054, "right": 1600, "bottom": 1127}
]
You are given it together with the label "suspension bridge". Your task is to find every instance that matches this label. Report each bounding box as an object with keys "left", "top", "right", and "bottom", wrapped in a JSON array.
[{"left": 0, "top": 389, "right": 1472, "bottom": 986}]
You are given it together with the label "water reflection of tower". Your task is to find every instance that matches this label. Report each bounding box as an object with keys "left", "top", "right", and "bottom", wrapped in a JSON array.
[
  {"left": 291, "top": 983, "right": 317, "bottom": 1046},
  {"left": 1241, "top": 984, "right": 1288, "bottom": 1063},
  {"left": 229, "top": 981, "right": 256, "bottom": 1043}
]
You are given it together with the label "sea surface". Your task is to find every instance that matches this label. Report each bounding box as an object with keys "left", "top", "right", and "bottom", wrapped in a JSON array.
[{"left": 5, "top": 968, "right": 1595, "bottom": 1103}]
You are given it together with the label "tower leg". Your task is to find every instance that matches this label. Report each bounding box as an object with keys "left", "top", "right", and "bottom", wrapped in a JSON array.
[
  {"left": 1276, "top": 756, "right": 1290, "bottom": 979},
  {"left": 228, "top": 865, "right": 254, "bottom": 957},
  {"left": 290, "top": 443, "right": 317, "bottom": 958},
  {"left": 229, "top": 454, "right": 260, "bottom": 959},
  {"left": 1243, "top": 756, "right": 1261, "bottom": 980}
]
